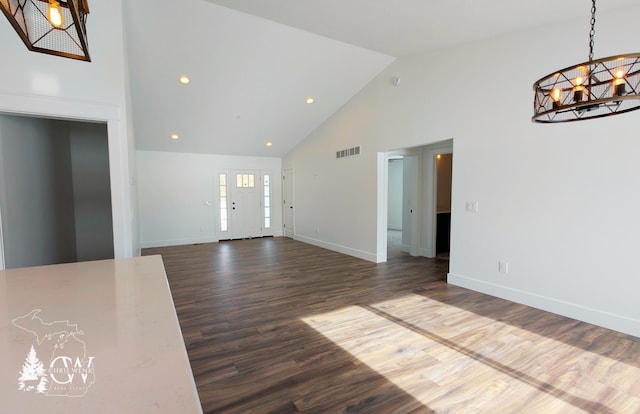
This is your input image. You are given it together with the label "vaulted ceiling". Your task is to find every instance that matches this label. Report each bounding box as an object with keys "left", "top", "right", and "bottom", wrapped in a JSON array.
[{"left": 124, "top": 0, "right": 638, "bottom": 157}]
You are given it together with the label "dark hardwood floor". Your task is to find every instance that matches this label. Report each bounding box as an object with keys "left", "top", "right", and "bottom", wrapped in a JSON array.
[{"left": 143, "top": 237, "right": 640, "bottom": 413}]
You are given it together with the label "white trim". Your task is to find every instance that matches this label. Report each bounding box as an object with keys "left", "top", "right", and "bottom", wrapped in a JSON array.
[
  {"left": 0, "top": 93, "right": 134, "bottom": 260},
  {"left": 448, "top": 272, "right": 640, "bottom": 338},
  {"left": 141, "top": 237, "right": 219, "bottom": 249},
  {"left": 295, "top": 234, "right": 378, "bottom": 263},
  {"left": 376, "top": 152, "right": 388, "bottom": 263},
  {"left": 0, "top": 93, "right": 120, "bottom": 121},
  {"left": 282, "top": 168, "right": 295, "bottom": 238}
]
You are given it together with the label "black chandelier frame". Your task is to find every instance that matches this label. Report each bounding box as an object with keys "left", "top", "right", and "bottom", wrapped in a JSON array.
[
  {"left": 532, "top": 0, "right": 640, "bottom": 123},
  {"left": 532, "top": 53, "right": 640, "bottom": 123},
  {"left": 0, "top": 0, "right": 90, "bottom": 61}
]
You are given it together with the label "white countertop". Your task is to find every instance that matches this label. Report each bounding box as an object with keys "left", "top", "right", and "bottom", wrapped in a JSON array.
[{"left": 0, "top": 255, "right": 202, "bottom": 413}]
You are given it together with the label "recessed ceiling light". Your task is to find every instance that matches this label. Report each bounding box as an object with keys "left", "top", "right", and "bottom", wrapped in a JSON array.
[
  {"left": 179, "top": 76, "right": 190, "bottom": 85},
  {"left": 305, "top": 97, "right": 314, "bottom": 104},
  {"left": 266, "top": 142, "right": 273, "bottom": 147},
  {"left": 170, "top": 134, "right": 179, "bottom": 140}
]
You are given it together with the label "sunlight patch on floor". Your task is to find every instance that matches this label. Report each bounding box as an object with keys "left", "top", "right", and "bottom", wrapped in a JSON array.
[{"left": 301, "top": 293, "right": 640, "bottom": 413}]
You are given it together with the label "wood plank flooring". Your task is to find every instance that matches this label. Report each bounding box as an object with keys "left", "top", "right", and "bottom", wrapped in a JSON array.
[{"left": 143, "top": 237, "right": 640, "bottom": 413}]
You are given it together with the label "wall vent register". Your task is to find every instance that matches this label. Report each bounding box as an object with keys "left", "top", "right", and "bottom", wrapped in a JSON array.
[{"left": 336, "top": 146, "right": 361, "bottom": 159}]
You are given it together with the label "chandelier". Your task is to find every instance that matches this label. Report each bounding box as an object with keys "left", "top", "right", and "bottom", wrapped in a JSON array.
[
  {"left": 0, "top": 0, "right": 90, "bottom": 61},
  {"left": 532, "top": 0, "right": 640, "bottom": 123}
]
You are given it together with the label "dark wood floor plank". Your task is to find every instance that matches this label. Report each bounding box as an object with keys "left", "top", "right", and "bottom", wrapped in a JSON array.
[{"left": 143, "top": 237, "right": 640, "bottom": 413}]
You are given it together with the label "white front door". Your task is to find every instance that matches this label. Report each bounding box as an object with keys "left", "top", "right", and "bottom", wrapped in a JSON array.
[{"left": 230, "top": 170, "right": 262, "bottom": 239}]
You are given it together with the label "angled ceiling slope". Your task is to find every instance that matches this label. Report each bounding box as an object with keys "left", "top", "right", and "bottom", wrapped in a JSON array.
[
  {"left": 126, "top": 0, "right": 638, "bottom": 158},
  {"left": 205, "top": 0, "right": 640, "bottom": 57},
  {"left": 124, "top": 0, "right": 394, "bottom": 157}
]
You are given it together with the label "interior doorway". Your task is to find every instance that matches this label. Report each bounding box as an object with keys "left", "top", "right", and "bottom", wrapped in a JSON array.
[
  {"left": 379, "top": 139, "right": 454, "bottom": 263},
  {"left": 386, "top": 157, "right": 404, "bottom": 259},
  {"left": 0, "top": 114, "right": 114, "bottom": 269},
  {"left": 435, "top": 153, "right": 453, "bottom": 257}
]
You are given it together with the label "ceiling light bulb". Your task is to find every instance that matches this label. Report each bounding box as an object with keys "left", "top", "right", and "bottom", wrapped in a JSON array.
[
  {"left": 48, "top": 0, "right": 64, "bottom": 28},
  {"left": 170, "top": 134, "right": 179, "bottom": 140},
  {"left": 574, "top": 76, "right": 585, "bottom": 86},
  {"left": 305, "top": 97, "right": 314, "bottom": 104},
  {"left": 266, "top": 142, "right": 273, "bottom": 147},
  {"left": 615, "top": 69, "right": 625, "bottom": 79},
  {"left": 179, "top": 76, "right": 190, "bottom": 85}
]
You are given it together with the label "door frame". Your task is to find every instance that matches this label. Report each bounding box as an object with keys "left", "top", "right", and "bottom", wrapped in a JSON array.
[
  {"left": 377, "top": 139, "right": 454, "bottom": 263},
  {"left": 216, "top": 169, "right": 271, "bottom": 240},
  {"left": 282, "top": 168, "right": 294, "bottom": 238},
  {"left": 0, "top": 94, "right": 134, "bottom": 268}
]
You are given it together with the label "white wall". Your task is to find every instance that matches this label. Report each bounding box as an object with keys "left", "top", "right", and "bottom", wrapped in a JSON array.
[
  {"left": 0, "top": 0, "right": 136, "bottom": 260},
  {"left": 284, "top": 6, "right": 640, "bottom": 337},
  {"left": 387, "top": 159, "right": 403, "bottom": 230},
  {"left": 137, "top": 151, "right": 282, "bottom": 248}
]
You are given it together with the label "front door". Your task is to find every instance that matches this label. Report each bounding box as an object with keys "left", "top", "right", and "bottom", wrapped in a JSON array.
[{"left": 230, "top": 170, "right": 262, "bottom": 239}]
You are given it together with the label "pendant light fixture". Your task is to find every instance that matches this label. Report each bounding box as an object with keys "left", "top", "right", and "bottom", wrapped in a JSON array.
[
  {"left": 0, "top": 0, "right": 91, "bottom": 61},
  {"left": 532, "top": 0, "right": 640, "bottom": 123}
]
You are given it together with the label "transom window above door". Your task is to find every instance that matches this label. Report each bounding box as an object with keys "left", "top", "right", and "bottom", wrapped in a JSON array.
[{"left": 236, "top": 174, "right": 255, "bottom": 188}]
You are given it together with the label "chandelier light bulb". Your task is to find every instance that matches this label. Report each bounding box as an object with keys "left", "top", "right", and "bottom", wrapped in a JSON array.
[
  {"left": 573, "top": 76, "right": 585, "bottom": 102},
  {"left": 613, "top": 68, "right": 626, "bottom": 97},
  {"left": 551, "top": 88, "right": 563, "bottom": 108},
  {"left": 48, "top": 0, "right": 64, "bottom": 28}
]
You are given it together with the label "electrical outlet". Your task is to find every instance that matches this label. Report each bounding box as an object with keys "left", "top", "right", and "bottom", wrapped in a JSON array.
[{"left": 498, "top": 261, "right": 509, "bottom": 274}]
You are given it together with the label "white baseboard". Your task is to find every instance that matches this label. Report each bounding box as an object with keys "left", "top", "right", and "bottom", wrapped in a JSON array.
[
  {"left": 294, "top": 235, "right": 377, "bottom": 262},
  {"left": 141, "top": 237, "right": 219, "bottom": 249},
  {"left": 141, "top": 230, "right": 283, "bottom": 249},
  {"left": 448, "top": 273, "right": 640, "bottom": 338}
]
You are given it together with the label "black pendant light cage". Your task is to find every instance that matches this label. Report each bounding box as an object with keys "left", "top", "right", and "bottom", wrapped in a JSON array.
[
  {"left": 533, "top": 54, "right": 640, "bottom": 123},
  {"left": 532, "top": 0, "right": 640, "bottom": 123},
  {"left": 0, "top": 0, "right": 90, "bottom": 61}
]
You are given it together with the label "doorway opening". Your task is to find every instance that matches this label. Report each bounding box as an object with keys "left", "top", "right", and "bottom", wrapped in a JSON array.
[
  {"left": 379, "top": 139, "right": 453, "bottom": 263},
  {"left": 0, "top": 114, "right": 114, "bottom": 269},
  {"left": 386, "top": 156, "right": 404, "bottom": 259},
  {"left": 435, "top": 153, "right": 453, "bottom": 259}
]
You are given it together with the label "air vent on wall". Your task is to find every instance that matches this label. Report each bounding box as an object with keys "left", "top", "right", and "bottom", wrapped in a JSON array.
[{"left": 336, "top": 146, "right": 361, "bottom": 159}]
